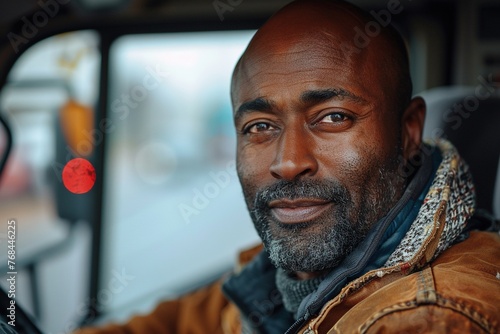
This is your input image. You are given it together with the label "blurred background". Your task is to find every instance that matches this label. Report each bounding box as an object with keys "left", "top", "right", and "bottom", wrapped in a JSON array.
[{"left": 0, "top": 0, "right": 498, "bottom": 333}]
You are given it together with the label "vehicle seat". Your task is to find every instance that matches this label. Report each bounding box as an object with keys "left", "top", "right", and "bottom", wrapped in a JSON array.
[{"left": 421, "top": 86, "right": 500, "bottom": 219}]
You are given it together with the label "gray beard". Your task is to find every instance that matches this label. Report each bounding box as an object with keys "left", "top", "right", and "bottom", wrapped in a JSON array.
[
  {"left": 249, "top": 168, "right": 403, "bottom": 273},
  {"left": 263, "top": 216, "right": 366, "bottom": 273}
]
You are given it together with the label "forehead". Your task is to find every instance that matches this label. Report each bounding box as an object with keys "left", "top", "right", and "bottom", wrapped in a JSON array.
[{"left": 233, "top": 34, "right": 388, "bottom": 109}]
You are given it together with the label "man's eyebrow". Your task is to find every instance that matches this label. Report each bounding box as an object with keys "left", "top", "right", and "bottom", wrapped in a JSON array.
[
  {"left": 300, "top": 88, "right": 367, "bottom": 105},
  {"left": 235, "top": 97, "right": 275, "bottom": 120},
  {"left": 234, "top": 89, "right": 366, "bottom": 121}
]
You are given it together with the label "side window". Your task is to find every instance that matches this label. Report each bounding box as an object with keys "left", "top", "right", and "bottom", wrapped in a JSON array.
[{"left": 99, "top": 30, "right": 260, "bottom": 316}]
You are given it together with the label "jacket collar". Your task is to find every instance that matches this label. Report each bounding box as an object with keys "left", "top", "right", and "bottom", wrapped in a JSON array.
[{"left": 385, "top": 139, "right": 476, "bottom": 268}]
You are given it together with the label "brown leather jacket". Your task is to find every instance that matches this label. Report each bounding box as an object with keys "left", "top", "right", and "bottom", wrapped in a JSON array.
[{"left": 76, "top": 141, "right": 500, "bottom": 334}]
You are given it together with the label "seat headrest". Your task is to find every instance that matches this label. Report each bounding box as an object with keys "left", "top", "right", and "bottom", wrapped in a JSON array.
[{"left": 420, "top": 86, "right": 500, "bottom": 218}]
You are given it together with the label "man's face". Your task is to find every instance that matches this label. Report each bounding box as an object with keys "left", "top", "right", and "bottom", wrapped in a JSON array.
[{"left": 233, "top": 32, "right": 408, "bottom": 274}]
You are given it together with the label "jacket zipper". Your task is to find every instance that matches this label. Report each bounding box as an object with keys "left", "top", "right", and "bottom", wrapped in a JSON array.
[{"left": 284, "top": 320, "right": 313, "bottom": 334}]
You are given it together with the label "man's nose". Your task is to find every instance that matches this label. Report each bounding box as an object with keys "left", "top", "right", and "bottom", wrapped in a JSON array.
[{"left": 269, "top": 128, "right": 318, "bottom": 180}]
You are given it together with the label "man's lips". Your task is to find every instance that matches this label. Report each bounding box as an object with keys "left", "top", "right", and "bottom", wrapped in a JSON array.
[{"left": 268, "top": 199, "right": 333, "bottom": 224}]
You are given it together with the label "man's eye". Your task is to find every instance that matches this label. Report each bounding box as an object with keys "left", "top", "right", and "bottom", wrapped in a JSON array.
[
  {"left": 319, "top": 113, "right": 348, "bottom": 123},
  {"left": 245, "top": 122, "right": 274, "bottom": 134}
]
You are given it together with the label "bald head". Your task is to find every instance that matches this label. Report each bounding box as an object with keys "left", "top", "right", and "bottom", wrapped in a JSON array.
[{"left": 231, "top": 0, "right": 412, "bottom": 117}]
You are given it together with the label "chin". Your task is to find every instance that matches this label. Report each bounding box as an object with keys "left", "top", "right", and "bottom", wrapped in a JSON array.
[{"left": 262, "top": 216, "right": 363, "bottom": 273}]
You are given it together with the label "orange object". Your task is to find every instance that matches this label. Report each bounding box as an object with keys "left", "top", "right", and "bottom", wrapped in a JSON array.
[{"left": 59, "top": 99, "right": 94, "bottom": 157}]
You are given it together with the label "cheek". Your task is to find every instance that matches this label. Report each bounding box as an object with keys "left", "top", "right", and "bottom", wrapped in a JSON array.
[
  {"left": 315, "top": 135, "right": 384, "bottom": 193},
  {"left": 327, "top": 147, "right": 366, "bottom": 185},
  {"left": 315, "top": 134, "right": 365, "bottom": 172}
]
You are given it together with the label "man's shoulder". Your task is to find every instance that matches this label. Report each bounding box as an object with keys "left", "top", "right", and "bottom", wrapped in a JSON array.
[
  {"left": 432, "top": 230, "right": 500, "bottom": 268},
  {"left": 320, "top": 231, "right": 500, "bottom": 333},
  {"left": 425, "top": 231, "right": 500, "bottom": 331},
  {"left": 391, "top": 231, "right": 499, "bottom": 333}
]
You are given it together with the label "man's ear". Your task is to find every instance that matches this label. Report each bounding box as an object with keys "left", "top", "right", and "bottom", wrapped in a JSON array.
[{"left": 401, "top": 97, "right": 426, "bottom": 161}]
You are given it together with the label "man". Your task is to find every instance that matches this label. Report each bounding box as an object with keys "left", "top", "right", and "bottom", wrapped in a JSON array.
[{"left": 77, "top": 0, "right": 500, "bottom": 333}]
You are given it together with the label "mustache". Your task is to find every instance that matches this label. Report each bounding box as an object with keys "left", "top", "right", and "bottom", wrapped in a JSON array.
[{"left": 252, "top": 179, "right": 351, "bottom": 210}]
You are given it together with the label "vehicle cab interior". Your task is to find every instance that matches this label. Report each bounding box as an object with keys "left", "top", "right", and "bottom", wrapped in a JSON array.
[{"left": 0, "top": 0, "right": 498, "bottom": 333}]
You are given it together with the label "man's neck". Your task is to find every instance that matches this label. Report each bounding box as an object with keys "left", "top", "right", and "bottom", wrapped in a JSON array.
[{"left": 294, "top": 269, "right": 329, "bottom": 280}]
